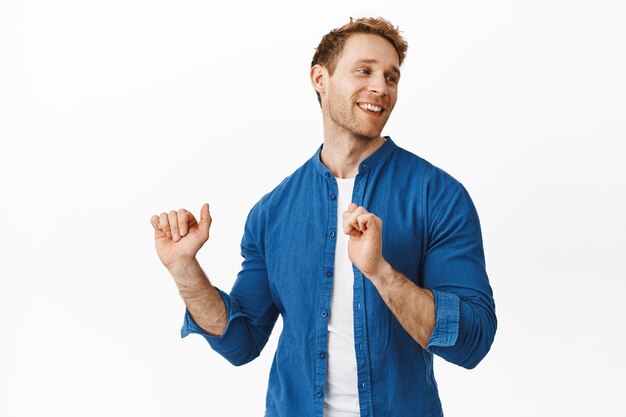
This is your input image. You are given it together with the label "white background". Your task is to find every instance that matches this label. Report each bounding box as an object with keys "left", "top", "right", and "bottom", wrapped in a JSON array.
[{"left": 1, "top": 0, "right": 625, "bottom": 416}]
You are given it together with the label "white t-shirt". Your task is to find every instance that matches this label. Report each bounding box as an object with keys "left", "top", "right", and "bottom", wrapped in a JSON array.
[{"left": 324, "top": 176, "right": 360, "bottom": 417}]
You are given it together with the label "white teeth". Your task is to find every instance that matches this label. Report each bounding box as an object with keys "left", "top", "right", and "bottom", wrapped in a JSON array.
[{"left": 359, "top": 103, "right": 382, "bottom": 112}]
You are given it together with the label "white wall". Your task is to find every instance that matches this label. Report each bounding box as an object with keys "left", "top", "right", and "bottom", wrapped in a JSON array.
[{"left": 1, "top": 1, "right": 624, "bottom": 416}]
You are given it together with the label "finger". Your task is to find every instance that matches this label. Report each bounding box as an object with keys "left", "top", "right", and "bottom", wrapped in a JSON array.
[
  {"left": 348, "top": 206, "right": 369, "bottom": 232},
  {"left": 357, "top": 213, "right": 375, "bottom": 231},
  {"left": 159, "top": 212, "right": 171, "bottom": 238},
  {"left": 150, "top": 215, "right": 165, "bottom": 238},
  {"left": 357, "top": 213, "right": 382, "bottom": 238},
  {"left": 342, "top": 210, "right": 354, "bottom": 235},
  {"left": 168, "top": 210, "right": 181, "bottom": 241},
  {"left": 177, "top": 209, "right": 189, "bottom": 237},
  {"left": 341, "top": 202, "right": 359, "bottom": 234}
]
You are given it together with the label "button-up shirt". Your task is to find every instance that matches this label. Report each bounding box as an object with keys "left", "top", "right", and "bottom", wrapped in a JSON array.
[{"left": 181, "top": 137, "right": 497, "bottom": 417}]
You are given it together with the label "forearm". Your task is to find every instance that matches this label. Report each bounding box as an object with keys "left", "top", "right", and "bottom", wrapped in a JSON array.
[
  {"left": 369, "top": 262, "right": 435, "bottom": 349},
  {"left": 168, "top": 259, "right": 227, "bottom": 336}
]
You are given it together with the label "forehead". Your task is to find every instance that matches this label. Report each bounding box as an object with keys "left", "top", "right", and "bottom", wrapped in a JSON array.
[{"left": 336, "top": 33, "right": 400, "bottom": 68}]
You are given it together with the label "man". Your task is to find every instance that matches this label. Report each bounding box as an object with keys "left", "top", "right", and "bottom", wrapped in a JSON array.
[{"left": 150, "top": 17, "right": 496, "bottom": 417}]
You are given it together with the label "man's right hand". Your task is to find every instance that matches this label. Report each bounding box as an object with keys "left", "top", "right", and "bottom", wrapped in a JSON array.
[
  {"left": 150, "top": 203, "right": 227, "bottom": 336},
  {"left": 150, "top": 203, "right": 212, "bottom": 270}
]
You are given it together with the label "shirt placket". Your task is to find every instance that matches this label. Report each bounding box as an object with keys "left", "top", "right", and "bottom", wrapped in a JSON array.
[
  {"left": 352, "top": 166, "right": 375, "bottom": 417},
  {"left": 313, "top": 172, "right": 339, "bottom": 416}
]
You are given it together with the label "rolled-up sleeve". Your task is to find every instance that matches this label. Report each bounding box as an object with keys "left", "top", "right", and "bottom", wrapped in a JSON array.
[
  {"left": 181, "top": 287, "right": 245, "bottom": 341},
  {"left": 423, "top": 183, "right": 497, "bottom": 369},
  {"left": 180, "top": 198, "right": 279, "bottom": 367}
]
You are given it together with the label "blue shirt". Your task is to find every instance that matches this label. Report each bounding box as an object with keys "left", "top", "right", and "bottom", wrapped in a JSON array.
[{"left": 182, "top": 137, "right": 497, "bottom": 417}]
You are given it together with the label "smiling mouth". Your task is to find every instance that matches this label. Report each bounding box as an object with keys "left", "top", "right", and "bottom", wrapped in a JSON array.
[{"left": 357, "top": 102, "right": 384, "bottom": 114}]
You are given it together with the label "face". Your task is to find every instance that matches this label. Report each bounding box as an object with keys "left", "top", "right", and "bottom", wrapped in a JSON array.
[{"left": 316, "top": 33, "right": 401, "bottom": 141}]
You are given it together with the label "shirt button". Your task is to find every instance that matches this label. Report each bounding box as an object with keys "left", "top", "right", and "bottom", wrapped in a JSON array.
[
  {"left": 325, "top": 270, "right": 333, "bottom": 277},
  {"left": 319, "top": 351, "right": 326, "bottom": 358},
  {"left": 316, "top": 391, "right": 323, "bottom": 397},
  {"left": 324, "top": 172, "right": 331, "bottom": 178},
  {"left": 328, "top": 231, "right": 335, "bottom": 238},
  {"left": 321, "top": 311, "right": 328, "bottom": 318},
  {"left": 329, "top": 193, "right": 336, "bottom": 200}
]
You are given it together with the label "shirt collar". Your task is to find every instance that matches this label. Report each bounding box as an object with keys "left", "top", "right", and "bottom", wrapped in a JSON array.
[{"left": 311, "top": 136, "right": 398, "bottom": 178}]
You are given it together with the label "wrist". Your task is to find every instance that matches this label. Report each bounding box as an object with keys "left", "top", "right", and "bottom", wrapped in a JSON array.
[
  {"left": 166, "top": 257, "right": 199, "bottom": 275},
  {"left": 167, "top": 258, "right": 210, "bottom": 294},
  {"left": 368, "top": 260, "right": 395, "bottom": 287}
]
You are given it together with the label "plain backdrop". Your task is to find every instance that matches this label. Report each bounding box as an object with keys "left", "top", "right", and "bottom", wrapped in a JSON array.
[{"left": 1, "top": 0, "right": 625, "bottom": 416}]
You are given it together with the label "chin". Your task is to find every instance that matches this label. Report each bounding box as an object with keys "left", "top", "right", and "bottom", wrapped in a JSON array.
[
  {"left": 356, "top": 122, "right": 388, "bottom": 140},
  {"left": 355, "top": 127, "right": 385, "bottom": 140},
  {"left": 353, "top": 132, "right": 383, "bottom": 143}
]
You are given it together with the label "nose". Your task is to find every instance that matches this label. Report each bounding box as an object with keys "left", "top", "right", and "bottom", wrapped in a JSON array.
[{"left": 369, "top": 74, "right": 388, "bottom": 96}]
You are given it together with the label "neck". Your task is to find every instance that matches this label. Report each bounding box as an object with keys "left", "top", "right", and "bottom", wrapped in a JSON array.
[{"left": 320, "top": 132, "right": 385, "bottom": 179}]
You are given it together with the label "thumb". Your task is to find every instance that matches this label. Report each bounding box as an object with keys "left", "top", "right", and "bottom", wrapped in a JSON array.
[{"left": 200, "top": 203, "right": 212, "bottom": 231}]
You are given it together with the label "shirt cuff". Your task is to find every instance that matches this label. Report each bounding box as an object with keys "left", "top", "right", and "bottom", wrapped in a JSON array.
[
  {"left": 426, "top": 289, "right": 460, "bottom": 352},
  {"left": 180, "top": 286, "right": 246, "bottom": 343}
]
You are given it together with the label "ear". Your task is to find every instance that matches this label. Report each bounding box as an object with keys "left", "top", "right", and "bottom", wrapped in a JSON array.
[{"left": 310, "top": 64, "right": 326, "bottom": 95}]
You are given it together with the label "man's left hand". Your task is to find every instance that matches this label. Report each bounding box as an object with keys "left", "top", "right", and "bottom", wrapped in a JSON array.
[{"left": 342, "top": 203, "right": 388, "bottom": 279}]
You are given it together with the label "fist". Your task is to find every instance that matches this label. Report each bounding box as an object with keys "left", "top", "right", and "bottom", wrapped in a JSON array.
[
  {"left": 150, "top": 203, "right": 212, "bottom": 269},
  {"left": 342, "top": 203, "right": 386, "bottom": 278}
]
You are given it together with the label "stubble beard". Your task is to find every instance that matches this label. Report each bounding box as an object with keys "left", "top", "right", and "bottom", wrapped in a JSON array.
[{"left": 327, "top": 94, "right": 386, "bottom": 144}]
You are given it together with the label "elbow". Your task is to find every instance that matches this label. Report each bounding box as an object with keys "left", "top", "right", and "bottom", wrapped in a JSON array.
[
  {"left": 458, "top": 341, "right": 491, "bottom": 369},
  {"left": 449, "top": 299, "right": 497, "bottom": 370},
  {"left": 457, "top": 333, "right": 495, "bottom": 370},
  {"left": 221, "top": 324, "right": 269, "bottom": 367},
  {"left": 226, "top": 349, "right": 261, "bottom": 367},
  {"left": 461, "top": 304, "right": 497, "bottom": 369},
  {"left": 209, "top": 329, "right": 263, "bottom": 367},
  {"left": 220, "top": 338, "right": 262, "bottom": 367}
]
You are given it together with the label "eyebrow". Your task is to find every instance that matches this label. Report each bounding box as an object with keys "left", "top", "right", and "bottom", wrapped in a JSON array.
[{"left": 355, "top": 59, "right": 401, "bottom": 78}]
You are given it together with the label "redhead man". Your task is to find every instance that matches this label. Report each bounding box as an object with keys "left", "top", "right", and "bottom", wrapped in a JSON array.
[{"left": 151, "top": 17, "right": 496, "bottom": 417}]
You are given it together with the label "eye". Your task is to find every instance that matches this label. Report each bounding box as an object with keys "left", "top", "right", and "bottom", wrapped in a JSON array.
[
  {"left": 386, "top": 75, "right": 398, "bottom": 84},
  {"left": 357, "top": 68, "right": 370, "bottom": 75}
]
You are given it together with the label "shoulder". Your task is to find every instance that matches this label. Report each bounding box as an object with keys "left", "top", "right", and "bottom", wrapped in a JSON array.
[
  {"left": 390, "top": 144, "right": 462, "bottom": 194},
  {"left": 387, "top": 142, "right": 475, "bottom": 233},
  {"left": 246, "top": 156, "right": 314, "bottom": 224}
]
